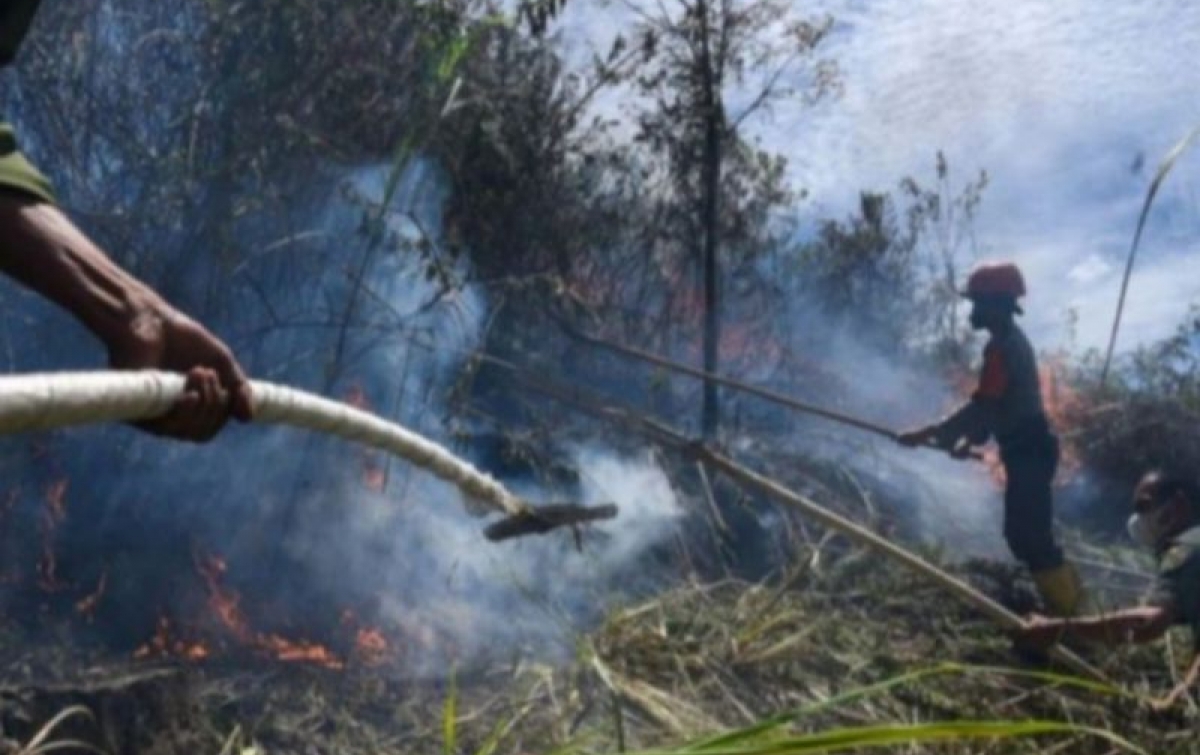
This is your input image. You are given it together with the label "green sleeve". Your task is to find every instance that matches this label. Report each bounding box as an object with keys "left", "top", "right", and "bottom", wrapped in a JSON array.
[
  {"left": 0, "top": 1, "right": 55, "bottom": 203},
  {"left": 1151, "top": 545, "right": 1200, "bottom": 630},
  {"left": 0, "top": 123, "right": 55, "bottom": 204}
]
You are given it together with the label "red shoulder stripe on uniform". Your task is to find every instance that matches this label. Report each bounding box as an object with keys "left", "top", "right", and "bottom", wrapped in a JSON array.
[{"left": 976, "top": 342, "right": 1008, "bottom": 399}]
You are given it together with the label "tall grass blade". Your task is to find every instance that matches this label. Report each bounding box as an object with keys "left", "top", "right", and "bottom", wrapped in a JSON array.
[
  {"left": 473, "top": 699, "right": 535, "bottom": 755},
  {"left": 18, "top": 706, "right": 97, "bottom": 755},
  {"left": 1100, "top": 121, "right": 1200, "bottom": 386},
  {"left": 685, "top": 662, "right": 1120, "bottom": 751},
  {"left": 444, "top": 666, "right": 459, "bottom": 755},
  {"left": 630, "top": 721, "right": 1145, "bottom": 755}
]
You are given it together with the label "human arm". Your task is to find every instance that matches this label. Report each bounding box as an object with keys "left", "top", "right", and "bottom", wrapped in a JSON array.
[
  {"left": 1016, "top": 604, "right": 1176, "bottom": 649},
  {"left": 898, "top": 343, "right": 1002, "bottom": 452},
  {"left": 1021, "top": 603, "right": 1200, "bottom": 710},
  {"left": 897, "top": 401, "right": 991, "bottom": 453},
  {"left": 0, "top": 194, "right": 252, "bottom": 440}
]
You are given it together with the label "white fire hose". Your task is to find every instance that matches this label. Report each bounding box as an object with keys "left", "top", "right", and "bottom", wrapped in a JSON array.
[{"left": 0, "top": 371, "right": 617, "bottom": 536}]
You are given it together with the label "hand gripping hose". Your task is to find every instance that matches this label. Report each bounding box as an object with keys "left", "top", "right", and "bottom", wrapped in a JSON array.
[{"left": 0, "top": 371, "right": 540, "bottom": 519}]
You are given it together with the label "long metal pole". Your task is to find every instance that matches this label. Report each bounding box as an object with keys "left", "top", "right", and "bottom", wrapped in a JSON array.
[
  {"left": 562, "top": 323, "right": 901, "bottom": 439},
  {"left": 561, "top": 324, "right": 981, "bottom": 458}
]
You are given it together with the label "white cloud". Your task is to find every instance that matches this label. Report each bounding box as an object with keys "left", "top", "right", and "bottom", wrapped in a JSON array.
[
  {"left": 776, "top": 0, "right": 1200, "bottom": 351},
  {"left": 1066, "top": 254, "right": 1112, "bottom": 286}
]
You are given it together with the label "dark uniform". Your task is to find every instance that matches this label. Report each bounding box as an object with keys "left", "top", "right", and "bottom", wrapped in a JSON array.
[
  {"left": 1151, "top": 526, "right": 1200, "bottom": 648},
  {"left": 0, "top": 0, "right": 56, "bottom": 203},
  {"left": 934, "top": 323, "right": 1064, "bottom": 572}
]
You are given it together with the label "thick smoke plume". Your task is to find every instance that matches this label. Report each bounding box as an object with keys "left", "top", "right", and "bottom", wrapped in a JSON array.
[{"left": 0, "top": 162, "right": 682, "bottom": 672}]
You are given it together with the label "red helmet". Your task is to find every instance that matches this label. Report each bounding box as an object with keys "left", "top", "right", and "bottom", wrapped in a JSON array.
[{"left": 961, "top": 261, "right": 1026, "bottom": 299}]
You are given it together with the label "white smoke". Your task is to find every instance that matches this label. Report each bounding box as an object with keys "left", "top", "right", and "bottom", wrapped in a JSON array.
[
  {"left": 357, "top": 445, "right": 683, "bottom": 673},
  {"left": 0, "top": 157, "right": 688, "bottom": 673},
  {"left": 252, "top": 162, "right": 687, "bottom": 671}
]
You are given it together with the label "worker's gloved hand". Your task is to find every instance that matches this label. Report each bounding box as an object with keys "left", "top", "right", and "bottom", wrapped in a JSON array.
[
  {"left": 1013, "top": 614, "right": 1063, "bottom": 650},
  {"left": 896, "top": 426, "right": 937, "bottom": 448},
  {"left": 106, "top": 303, "right": 253, "bottom": 442}
]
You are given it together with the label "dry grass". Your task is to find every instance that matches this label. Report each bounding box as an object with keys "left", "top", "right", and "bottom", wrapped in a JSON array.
[{"left": 110, "top": 542, "right": 1186, "bottom": 754}]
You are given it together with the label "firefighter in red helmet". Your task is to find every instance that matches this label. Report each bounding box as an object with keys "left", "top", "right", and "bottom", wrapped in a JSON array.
[{"left": 899, "top": 262, "right": 1085, "bottom": 616}]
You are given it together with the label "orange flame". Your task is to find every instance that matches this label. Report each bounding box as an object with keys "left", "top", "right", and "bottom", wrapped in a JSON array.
[
  {"left": 257, "top": 633, "right": 344, "bottom": 667},
  {"left": 75, "top": 568, "right": 108, "bottom": 621},
  {"left": 193, "top": 550, "right": 344, "bottom": 669},
  {"left": 1039, "top": 357, "right": 1085, "bottom": 483},
  {"left": 134, "top": 616, "right": 210, "bottom": 661},
  {"left": 132, "top": 557, "right": 403, "bottom": 670},
  {"left": 340, "top": 609, "right": 395, "bottom": 666},
  {"left": 344, "top": 384, "right": 388, "bottom": 492},
  {"left": 353, "top": 627, "right": 391, "bottom": 666}
]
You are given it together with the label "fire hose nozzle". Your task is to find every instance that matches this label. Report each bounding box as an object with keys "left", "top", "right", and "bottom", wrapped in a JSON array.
[{"left": 483, "top": 502, "right": 619, "bottom": 542}]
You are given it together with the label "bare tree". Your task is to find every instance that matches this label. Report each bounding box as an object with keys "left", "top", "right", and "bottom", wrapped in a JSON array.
[{"left": 627, "top": 0, "right": 838, "bottom": 437}]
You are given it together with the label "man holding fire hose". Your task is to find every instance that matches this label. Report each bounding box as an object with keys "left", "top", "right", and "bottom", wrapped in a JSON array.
[
  {"left": 0, "top": 0, "right": 251, "bottom": 441},
  {"left": 898, "top": 262, "right": 1086, "bottom": 617}
]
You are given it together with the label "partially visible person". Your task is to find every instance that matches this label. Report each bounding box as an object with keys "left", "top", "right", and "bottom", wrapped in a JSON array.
[
  {"left": 1016, "top": 469, "right": 1200, "bottom": 710},
  {"left": 0, "top": 0, "right": 251, "bottom": 441}
]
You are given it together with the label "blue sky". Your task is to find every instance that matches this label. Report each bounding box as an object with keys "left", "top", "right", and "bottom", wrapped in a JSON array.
[{"left": 555, "top": 0, "right": 1200, "bottom": 354}]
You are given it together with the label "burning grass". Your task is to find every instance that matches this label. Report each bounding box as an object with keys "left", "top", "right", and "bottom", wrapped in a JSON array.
[{"left": 1, "top": 538, "right": 1194, "bottom": 754}]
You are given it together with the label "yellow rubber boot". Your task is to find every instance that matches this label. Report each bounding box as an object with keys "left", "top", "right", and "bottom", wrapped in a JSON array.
[{"left": 1031, "top": 563, "right": 1086, "bottom": 617}]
